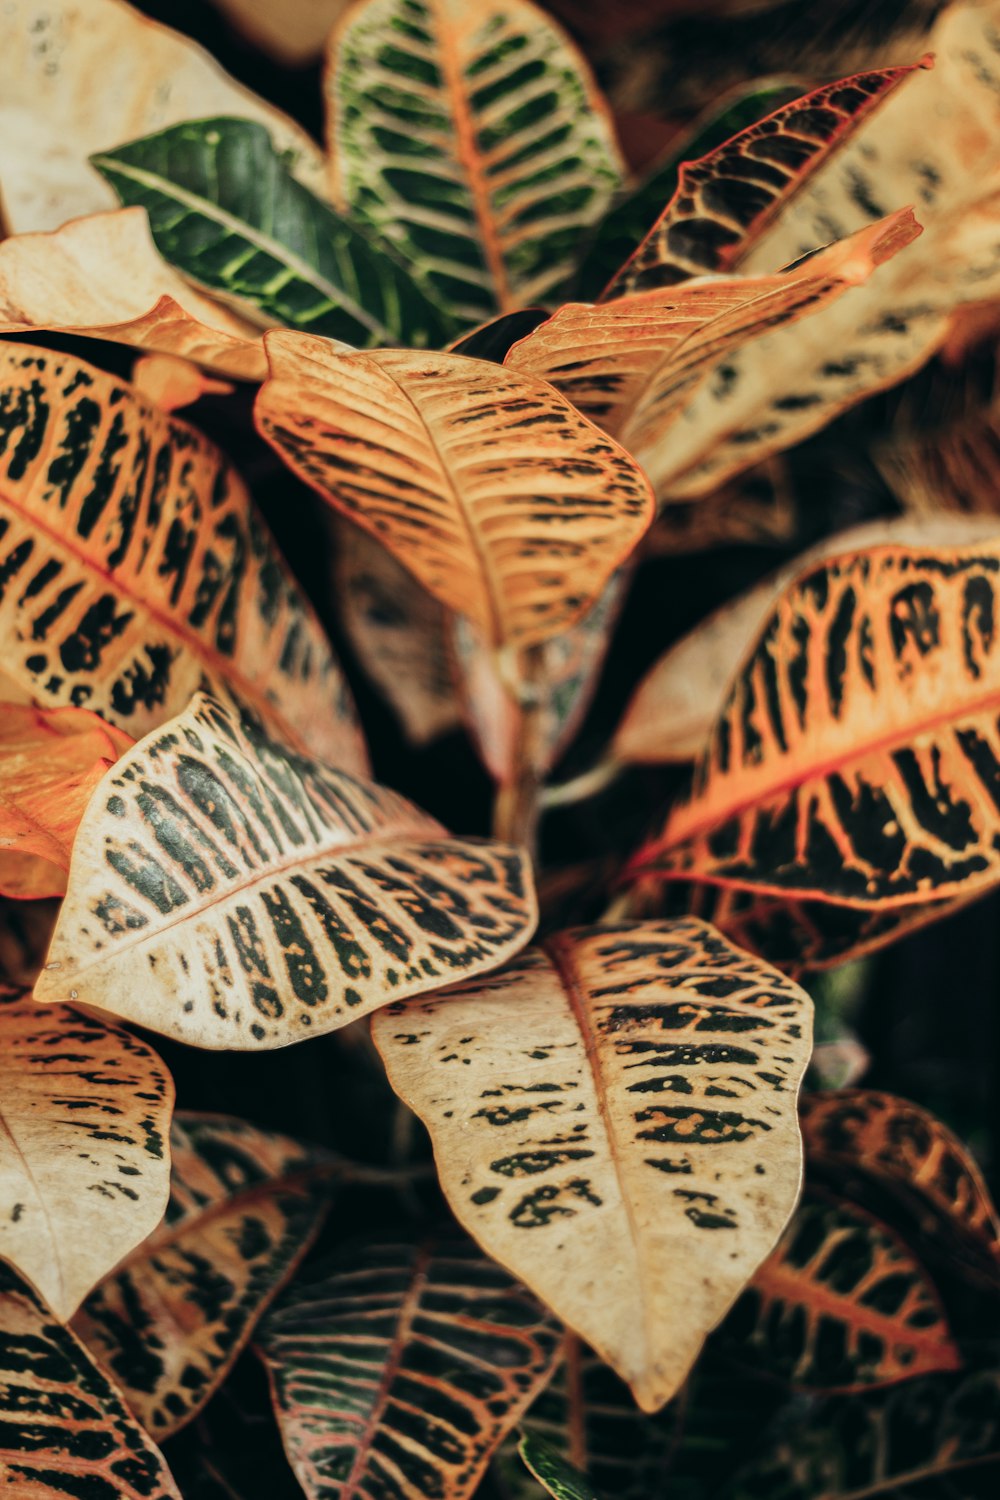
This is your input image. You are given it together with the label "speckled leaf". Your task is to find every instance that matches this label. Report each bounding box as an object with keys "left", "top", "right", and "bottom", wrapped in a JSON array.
[
  {"left": 0, "top": 209, "right": 266, "bottom": 380},
  {"left": 255, "top": 333, "right": 653, "bottom": 650},
  {"left": 373, "top": 918, "right": 813, "bottom": 1411},
  {"left": 721, "top": 1188, "right": 960, "bottom": 1391},
  {"left": 34, "top": 690, "right": 536, "bottom": 1048},
  {"left": 0, "top": 704, "right": 132, "bottom": 899},
  {"left": 606, "top": 65, "right": 919, "bottom": 296},
  {"left": 0, "top": 0, "right": 326, "bottom": 235},
  {"left": 518, "top": 1435, "right": 602, "bottom": 1500},
  {"left": 257, "top": 1238, "right": 562, "bottom": 1500},
  {"left": 73, "top": 1112, "right": 332, "bottom": 1438},
  {"left": 626, "top": 538, "right": 1000, "bottom": 920},
  {"left": 0, "top": 1259, "right": 181, "bottom": 1497},
  {"left": 728, "top": 1367, "right": 1000, "bottom": 1499},
  {"left": 93, "top": 119, "right": 448, "bottom": 348},
  {"left": 324, "top": 0, "right": 624, "bottom": 328},
  {"left": 0, "top": 342, "right": 366, "bottom": 767},
  {"left": 0, "top": 986, "right": 172, "bottom": 1320}
]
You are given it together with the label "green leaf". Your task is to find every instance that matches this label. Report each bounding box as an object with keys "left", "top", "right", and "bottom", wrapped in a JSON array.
[
  {"left": 519, "top": 1434, "right": 605, "bottom": 1500},
  {"left": 92, "top": 117, "right": 450, "bottom": 347}
]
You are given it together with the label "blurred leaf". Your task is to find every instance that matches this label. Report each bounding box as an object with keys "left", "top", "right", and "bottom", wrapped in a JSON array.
[{"left": 519, "top": 1433, "right": 604, "bottom": 1500}]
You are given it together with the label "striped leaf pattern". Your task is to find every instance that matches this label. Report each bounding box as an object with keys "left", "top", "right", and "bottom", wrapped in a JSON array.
[
  {"left": 0, "top": 1259, "right": 181, "bottom": 1498},
  {"left": 372, "top": 918, "right": 813, "bottom": 1411},
  {"left": 0, "top": 987, "right": 172, "bottom": 1320},
  {"left": 255, "top": 334, "right": 653, "bottom": 649},
  {"left": 723, "top": 1189, "right": 960, "bottom": 1391},
  {"left": 34, "top": 690, "right": 536, "bottom": 1047},
  {"left": 627, "top": 539, "right": 1000, "bottom": 917},
  {"left": 0, "top": 342, "right": 365, "bottom": 766},
  {"left": 256, "top": 1238, "right": 562, "bottom": 1500},
  {"left": 518, "top": 1435, "right": 600, "bottom": 1500},
  {"left": 606, "top": 66, "right": 918, "bottom": 296},
  {"left": 0, "top": 704, "right": 132, "bottom": 899},
  {"left": 504, "top": 212, "right": 918, "bottom": 454},
  {"left": 73, "top": 1113, "right": 331, "bottom": 1438},
  {"left": 94, "top": 119, "right": 449, "bottom": 349},
  {"left": 729, "top": 1368, "right": 1000, "bottom": 1499},
  {"left": 325, "top": 0, "right": 624, "bottom": 327}
]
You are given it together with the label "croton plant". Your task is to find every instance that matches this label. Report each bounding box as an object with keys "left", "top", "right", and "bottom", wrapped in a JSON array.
[{"left": 0, "top": 0, "right": 999, "bottom": 1495}]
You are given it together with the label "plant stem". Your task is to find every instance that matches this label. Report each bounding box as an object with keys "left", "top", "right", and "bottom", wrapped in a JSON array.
[
  {"left": 492, "top": 643, "right": 547, "bottom": 857},
  {"left": 541, "top": 757, "right": 622, "bottom": 810}
]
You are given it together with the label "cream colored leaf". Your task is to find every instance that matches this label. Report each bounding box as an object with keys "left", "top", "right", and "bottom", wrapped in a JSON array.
[
  {"left": 0, "top": 0, "right": 327, "bottom": 234},
  {"left": 0, "top": 211, "right": 266, "bottom": 381},
  {"left": 0, "top": 986, "right": 172, "bottom": 1320},
  {"left": 34, "top": 690, "right": 537, "bottom": 1049},
  {"left": 255, "top": 333, "right": 654, "bottom": 649},
  {"left": 372, "top": 917, "right": 812, "bottom": 1412}
]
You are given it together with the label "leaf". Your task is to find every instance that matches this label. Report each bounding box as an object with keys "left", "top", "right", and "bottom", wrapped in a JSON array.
[
  {"left": 626, "top": 535, "right": 1000, "bottom": 918},
  {"left": 0, "top": 1259, "right": 181, "bottom": 1497},
  {"left": 519, "top": 1434, "right": 604, "bottom": 1500},
  {"left": 0, "top": 209, "right": 266, "bottom": 381},
  {"left": 0, "top": 704, "right": 132, "bottom": 899},
  {"left": 372, "top": 917, "right": 813, "bottom": 1411},
  {"left": 73, "top": 1112, "right": 332, "bottom": 1438},
  {"left": 800, "top": 1089, "right": 1000, "bottom": 1273},
  {"left": 93, "top": 118, "right": 450, "bottom": 348},
  {"left": 727, "top": 1367, "right": 1000, "bottom": 1498},
  {"left": 721, "top": 1188, "right": 961, "bottom": 1390},
  {"left": 255, "top": 333, "right": 654, "bottom": 649},
  {"left": 0, "top": 986, "right": 172, "bottom": 1320},
  {"left": 605, "top": 65, "right": 921, "bottom": 295},
  {"left": 0, "top": 341, "right": 366, "bottom": 767},
  {"left": 877, "top": 385, "right": 1000, "bottom": 522},
  {"left": 34, "top": 689, "right": 536, "bottom": 1048},
  {"left": 256, "top": 1238, "right": 562, "bottom": 1500},
  {"left": 504, "top": 211, "right": 919, "bottom": 464},
  {"left": 324, "top": 0, "right": 624, "bottom": 328},
  {"left": 132, "top": 355, "right": 235, "bottom": 412},
  {"left": 0, "top": 0, "right": 326, "bottom": 235},
  {"left": 212, "top": 0, "right": 351, "bottom": 64}
]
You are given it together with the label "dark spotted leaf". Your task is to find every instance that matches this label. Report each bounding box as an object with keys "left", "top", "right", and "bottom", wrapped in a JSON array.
[
  {"left": 0, "top": 987, "right": 171, "bottom": 1320},
  {"left": 0, "top": 341, "right": 366, "bottom": 768},
  {"left": 256, "top": 1238, "right": 562, "bottom": 1500},
  {"left": 72, "top": 1112, "right": 332, "bottom": 1439},
  {"left": 34, "top": 690, "right": 536, "bottom": 1048},
  {"left": 373, "top": 918, "right": 813, "bottom": 1411},
  {"left": 518, "top": 1434, "right": 603, "bottom": 1500},
  {"left": 324, "top": 0, "right": 623, "bottom": 329},
  {"left": 0, "top": 1259, "right": 181, "bottom": 1497},
  {"left": 721, "top": 1188, "right": 960, "bottom": 1390},
  {"left": 255, "top": 333, "right": 654, "bottom": 650},
  {"left": 727, "top": 1366, "right": 1000, "bottom": 1498},
  {"left": 93, "top": 118, "right": 449, "bottom": 348}
]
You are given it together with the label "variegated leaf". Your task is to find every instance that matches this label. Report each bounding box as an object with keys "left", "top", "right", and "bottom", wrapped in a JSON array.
[
  {"left": 626, "top": 537, "right": 1000, "bottom": 918},
  {"left": 73, "top": 1113, "right": 331, "bottom": 1438},
  {"left": 0, "top": 209, "right": 266, "bottom": 381},
  {"left": 518, "top": 1435, "right": 601, "bottom": 1500},
  {"left": 0, "top": 986, "right": 172, "bottom": 1320},
  {"left": 94, "top": 119, "right": 449, "bottom": 349},
  {"left": 0, "top": 342, "right": 366, "bottom": 767},
  {"left": 257, "top": 1239, "right": 562, "bottom": 1500},
  {"left": 504, "top": 211, "right": 919, "bottom": 453},
  {"left": 255, "top": 334, "right": 653, "bottom": 650},
  {"left": 0, "top": 0, "right": 326, "bottom": 235},
  {"left": 372, "top": 918, "right": 813, "bottom": 1411},
  {"left": 728, "top": 1367, "right": 1000, "bottom": 1498},
  {"left": 324, "top": 0, "right": 624, "bottom": 327},
  {"left": 0, "top": 704, "right": 132, "bottom": 899},
  {"left": 34, "top": 690, "right": 536, "bottom": 1048},
  {"left": 723, "top": 1188, "right": 960, "bottom": 1390},
  {"left": 0, "top": 1259, "right": 181, "bottom": 1497},
  {"left": 606, "top": 65, "right": 920, "bottom": 295}
]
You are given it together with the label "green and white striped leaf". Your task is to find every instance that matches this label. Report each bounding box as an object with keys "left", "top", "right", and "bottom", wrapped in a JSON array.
[
  {"left": 324, "top": 0, "right": 624, "bottom": 328},
  {"left": 0, "top": 1260, "right": 181, "bottom": 1498},
  {"left": 519, "top": 1435, "right": 603, "bottom": 1500},
  {"left": 373, "top": 918, "right": 813, "bottom": 1412},
  {"left": 0, "top": 987, "right": 172, "bottom": 1321},
  {"left": 34, "top": 690, "right": 536, "bottom": 1048},
  {"left": 73, "top": 1113, "right": 331, "bottom": 1438},
  {"left": 93, "top": 118, "right": 449, "bottom": 348},
  {"left": 257, "top": 1238, "right": 562, "bottom": 1500}
]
